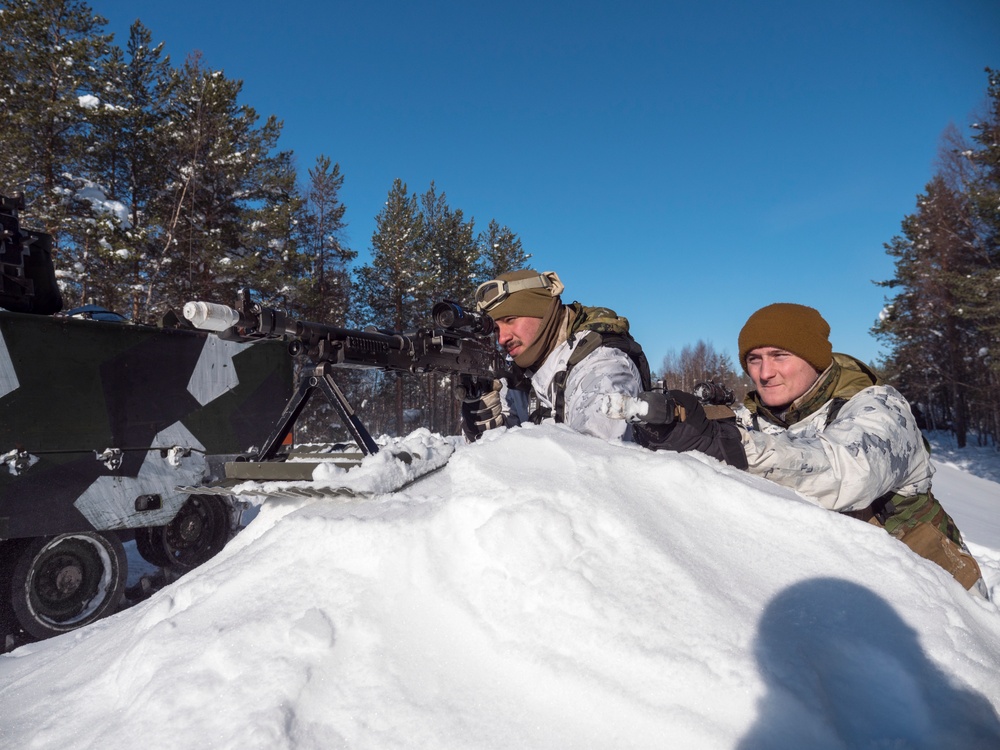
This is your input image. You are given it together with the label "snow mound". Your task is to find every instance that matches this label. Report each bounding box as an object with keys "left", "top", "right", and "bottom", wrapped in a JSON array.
[{"left": 2, "top": 425, "right": 999, "bottom": 749}]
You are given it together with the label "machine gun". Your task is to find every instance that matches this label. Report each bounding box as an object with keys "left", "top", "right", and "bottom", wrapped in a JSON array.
[
  {"left": 184, "top": 289, "right": 508, "bottom": 459},
  {"left": 0, "top": 193, "right": 63, "bottom": 315}
]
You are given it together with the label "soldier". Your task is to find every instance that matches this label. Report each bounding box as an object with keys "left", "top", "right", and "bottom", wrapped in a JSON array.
[
  {"left": 602, "top": 302, "right": 986, "bottom": 595},
  {"left": 460, "top": 269, "right": 648, "bottom": 442}
]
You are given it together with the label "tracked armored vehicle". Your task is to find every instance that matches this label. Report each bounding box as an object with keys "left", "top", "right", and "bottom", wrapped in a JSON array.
[{"left": 0, "top": 194, "right": 293, "bottom": 648}]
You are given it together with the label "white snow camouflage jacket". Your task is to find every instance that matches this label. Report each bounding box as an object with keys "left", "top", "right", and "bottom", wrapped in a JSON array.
[
  {"left": 505, "top": 331, "right": 644, "bottom": 442},
  {"left": 734, "top": 355, "right": 931, "bottom": 514}
]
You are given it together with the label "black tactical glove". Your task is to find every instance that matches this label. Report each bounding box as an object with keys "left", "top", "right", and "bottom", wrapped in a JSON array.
[
  {"left": 458, "top": 379, "right": 506, "bottom": 442},
  {"left": 624, "top": 390, "right": 748, "bottom": 470}
]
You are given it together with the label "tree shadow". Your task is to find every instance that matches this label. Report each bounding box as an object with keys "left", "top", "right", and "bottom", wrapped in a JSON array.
[{"left": 738, "top": 577, "right": 1000, "bottom": 750}]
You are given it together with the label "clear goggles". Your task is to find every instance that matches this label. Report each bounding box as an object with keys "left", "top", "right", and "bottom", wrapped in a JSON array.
[{"left": 474, "top": 271, "right": 564, "bottom": 313}]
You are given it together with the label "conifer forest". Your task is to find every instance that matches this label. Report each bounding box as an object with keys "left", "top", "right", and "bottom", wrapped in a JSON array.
[{"left": 2, "top": 1, "right": 998, "bottom": 446}]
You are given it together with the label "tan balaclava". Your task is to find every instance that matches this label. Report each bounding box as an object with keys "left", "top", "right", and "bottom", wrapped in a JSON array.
[{"left": 482, "top": 270, "right": 564, "bottom": 369}]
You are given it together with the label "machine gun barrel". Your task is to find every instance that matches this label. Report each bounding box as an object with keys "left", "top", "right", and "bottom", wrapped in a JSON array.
[
  {"left": 183, "top": 299, "right": 411, "bottom": 361},
  {"left": 183, "top": 293, "right": 503, "bottom": 379},
  {"left": 183, "top": 291, "right": 508, "bottom": 457}
]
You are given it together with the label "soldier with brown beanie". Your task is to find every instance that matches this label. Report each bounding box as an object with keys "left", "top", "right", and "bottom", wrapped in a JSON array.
[
  {"left": 603, "top": 302, "right": 986, "bottom": 595},
  {"left": 460, "top": 269, "right": 648, "bottom": 442}
]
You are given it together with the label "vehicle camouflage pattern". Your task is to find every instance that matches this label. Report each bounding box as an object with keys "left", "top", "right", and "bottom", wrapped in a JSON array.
[{"left": 0, "top": 194, "right": 294, "bottom": 648}]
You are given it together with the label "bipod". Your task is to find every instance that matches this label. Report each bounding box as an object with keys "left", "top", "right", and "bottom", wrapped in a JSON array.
[{"left": 255, "top": 361, "right": 379, "bottom": 461}]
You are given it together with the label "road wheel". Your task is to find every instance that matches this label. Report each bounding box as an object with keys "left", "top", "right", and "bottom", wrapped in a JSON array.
[
  {"left": 8, "top": 532, "right": 127, "bottom": 640},
  {"left": 135, "top": 495, "right": 231, "bottom": 572},
  {"left": 134, "top": 527, "right": 172, "bottom": 568}
]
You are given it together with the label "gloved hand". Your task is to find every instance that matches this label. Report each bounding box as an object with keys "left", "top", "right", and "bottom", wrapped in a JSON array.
[
  {"left": 598, "top": 392, "right": 675, "bottom": 423},
  {"left": 631, "top": 389, "right": 714, "bottom": 445},
  {"left": 459, "top": 379, "right": 506, "bottom": 442},
  {"left": 666, "top": 389, "right": 709, "bottom": 431},
  {"left": 611, "top": 389, "right": 748, "bottom": 470}
]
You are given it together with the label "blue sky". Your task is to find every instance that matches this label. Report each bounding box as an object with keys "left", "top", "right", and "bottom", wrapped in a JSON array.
[{"left": 96, "top": 0, "right": 999, "bottom": 371}]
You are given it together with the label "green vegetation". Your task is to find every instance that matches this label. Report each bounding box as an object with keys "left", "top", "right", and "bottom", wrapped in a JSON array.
[{"left": 874, "top": 69, "right": 1000, "bottom": 447}]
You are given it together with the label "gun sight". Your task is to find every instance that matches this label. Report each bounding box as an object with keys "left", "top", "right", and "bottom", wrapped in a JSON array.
[
  {"left": 431, "top": 301, "right": 496, "bottom": 337},
  {"left": 692, "top": 381, "right": 736, "bottom": 406}
]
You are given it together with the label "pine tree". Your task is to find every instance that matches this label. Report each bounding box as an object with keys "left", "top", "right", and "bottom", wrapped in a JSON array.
[
  {"left": 355, "top": 179, "right": 426, "bottom": 434},
  {"left": 874, "top": 68, "right": 1000, "bottom": 448},
  {"left": 414, "top": 183, "right": 481, "bottom": 431},
  {"left": 81, "top": 20, "right": 178, "bottom": 317},
  {"left": 962, "top": 71, "right": 1000, "bottom": 360},
  {"left": 418, "top": 182, "right": 479, "bottom": 310},
  {"left": 153, "top": 54, "right": 287, "bottom": 314},
  {"left": 300, "top": 155, "right": 354, "bottom": 322},
  {"left": 476, "top": 218, "right": 531, "bottom": 281},
  {"left": 242, "top": 148, "right": 307, "bottom": 307},
  {"left": 874, "top": 173, "right": 980, "bottom": 443},
  {"left": 958, "top": 68, "right": 1000, "bottom": 442},
  {"left": 0, "top": 0, "right": 111, "bottom": 298},
  {"left": 357, "top": 179, "right": 427, "bottom": 329}
]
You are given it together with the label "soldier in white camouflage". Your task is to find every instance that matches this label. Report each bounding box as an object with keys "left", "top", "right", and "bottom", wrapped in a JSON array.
[
  {"left": 603, "top": 302, "right": 986, "bottom": 595},
  {"left": 459, "top": 269, "right": 648, "bottom": 443}
]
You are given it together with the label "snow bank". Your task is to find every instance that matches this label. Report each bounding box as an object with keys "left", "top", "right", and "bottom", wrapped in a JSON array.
[{"left": 1, "top": 425, "right": 998, "bottom": 749}]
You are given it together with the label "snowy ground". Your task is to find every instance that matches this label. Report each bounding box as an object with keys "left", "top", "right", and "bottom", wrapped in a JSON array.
[{"left": 1, "top": 427, "right": 999, "bottom": 749}]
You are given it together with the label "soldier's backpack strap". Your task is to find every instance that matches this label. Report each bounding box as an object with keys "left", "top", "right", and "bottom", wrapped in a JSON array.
[
  {"left": 824, "top": 397, "right": 849, "bottom": 427},
  {"left": 552, "top": 331, "right": 605, "bottom": 423},
  {"left": 551, "top": 330, "right": 652, "bottom": 423},
  {"left": 522, "top": 302, "right": 651, "bottom": 424}
]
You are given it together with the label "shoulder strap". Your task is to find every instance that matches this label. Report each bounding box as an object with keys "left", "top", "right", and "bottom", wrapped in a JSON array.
[
  {"left": 824, "top": 397, "right": 849, "bottom": 427},
  {"left": 551, "top": 330, "right": 652, "bottom": 423},
  {"left": 552, "top": 331, "right": 604, "bottom": 423}
]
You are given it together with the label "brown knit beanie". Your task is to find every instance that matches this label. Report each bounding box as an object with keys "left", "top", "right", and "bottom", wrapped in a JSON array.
[
  {"left": 738, "top": 303, "right": 833, "bottom": 373},
  {"left": 484, "top": 269, "right": 562, "bottom": 320}
]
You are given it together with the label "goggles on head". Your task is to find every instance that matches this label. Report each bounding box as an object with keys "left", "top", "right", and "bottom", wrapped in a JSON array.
[{"left": 474, "top": 271, "right": 564, "bottom": 313}]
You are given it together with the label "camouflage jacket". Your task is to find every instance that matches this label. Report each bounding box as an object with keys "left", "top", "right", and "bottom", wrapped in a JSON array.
[
  {"left": 506, "top": 329, "right": 644, "bottom": 442},
  {"left": 733, "top": 353, "right": 931, "bottom": 513}
]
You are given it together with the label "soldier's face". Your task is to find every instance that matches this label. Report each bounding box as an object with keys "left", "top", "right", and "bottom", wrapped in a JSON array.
[
  {"left": 745, "top": 347, "right": 820, "bottom": 409},
  {"left": 495, "top": 315, "right": 542, "bottom": 359}
]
